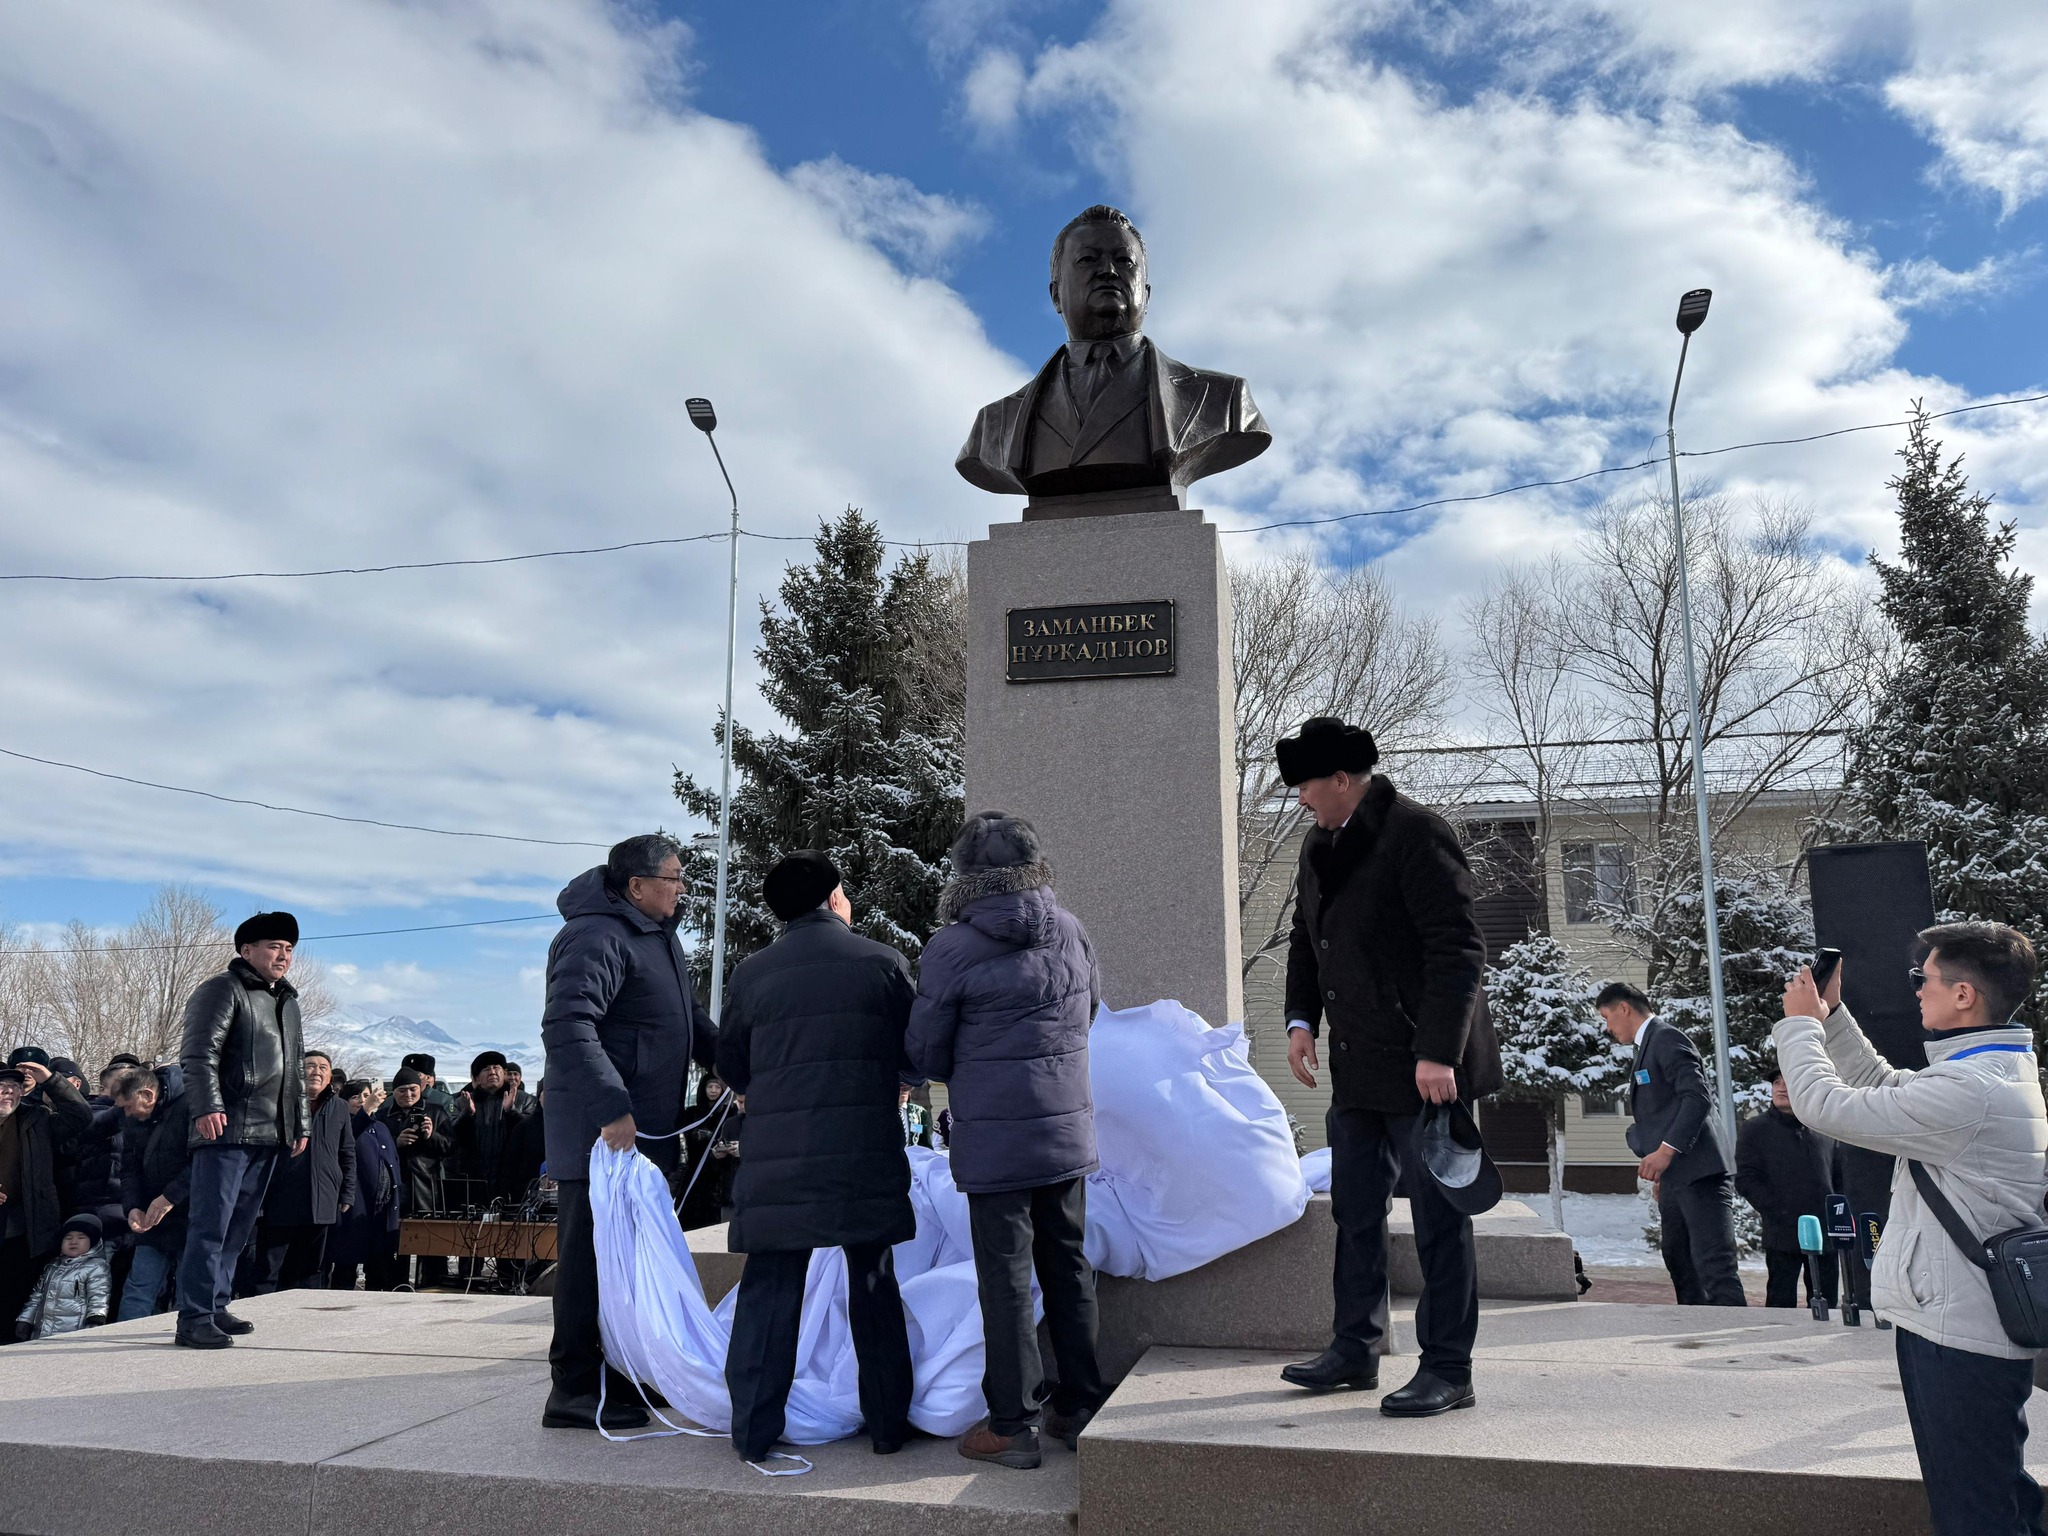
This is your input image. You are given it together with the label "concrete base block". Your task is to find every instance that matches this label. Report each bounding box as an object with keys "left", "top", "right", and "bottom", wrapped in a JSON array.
[
  {"left": 0, "top": 1290, "right": 1073, "bottom": 1536},
  {"left": 1082, "top": 1301, "right": 2042, "bottom": 1535},
  {"left": 1093, "top": 1195, "right": 1576, "bottom": 1378},
  {"left": 691, "top": 1194, "right": 1578, "bottom": 1383}
]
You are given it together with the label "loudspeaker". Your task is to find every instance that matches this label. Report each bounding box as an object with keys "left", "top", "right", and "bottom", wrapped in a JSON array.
[{"left": 1808, "top": 841, "right": 1935, "bottom": 1071}]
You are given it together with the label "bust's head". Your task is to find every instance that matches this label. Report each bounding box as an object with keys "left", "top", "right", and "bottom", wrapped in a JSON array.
[{"left": 1049, "top": 205, "right": 1149, "bottom": 343}]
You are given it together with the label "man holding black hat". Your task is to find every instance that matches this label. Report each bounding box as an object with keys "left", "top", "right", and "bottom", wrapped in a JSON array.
[
  {"left": 716, "top": 850, "right": 918, "bottom": 1464},
  {"left": 540, "top": 833, "right": 718, "bottom": 1431},
  {"left": 1275, "top": 717, "right": 1497, "bottom": 1416},
  {"left": 175, "top": 911, "right": 309, "bottom": 1349}
]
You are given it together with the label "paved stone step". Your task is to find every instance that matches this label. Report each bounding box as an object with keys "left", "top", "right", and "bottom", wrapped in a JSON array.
[
  {"left": 0, "top": 1290, "right": 1076, "bottom": 1536},
  {"left": 1080, "top": 1300, "right": 2040, "bottom": 1535}
]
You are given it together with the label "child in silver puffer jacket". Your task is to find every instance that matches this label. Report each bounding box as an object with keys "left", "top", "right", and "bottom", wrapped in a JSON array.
[{"left": 15, "top": 1213, "right": 111, "bottom": 1340}]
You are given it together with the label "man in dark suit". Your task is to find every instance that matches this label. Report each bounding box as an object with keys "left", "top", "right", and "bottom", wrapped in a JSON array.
[
  {"left": 1276, "top": 717, "right": 1500, "bottom": 1417},
  {"left": 1599, "top": 981, "right": 1745, "bottom": 1306},
  {"left": 955, "top": 205, "right": 1270, "bottom": 507}
]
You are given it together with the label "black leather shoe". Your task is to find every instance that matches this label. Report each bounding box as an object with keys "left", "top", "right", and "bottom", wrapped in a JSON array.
[
  {"left": 1280, "top": 1349, "right": 1378, "bottom": 1392},
  {"left": 1379, "top": 1371, "right": 1475, "bottom": 1417},
  {"left": 174, "top": 1320, "right": 234, "bottom": 1350},
  {"left": 1043, "top": 1403, "right": 1097, "bottom": 1450},
  {"left": 540, "top": 1390, "right": 651, "bottom": 1431},
  {"left": 213, "top": 1310, "right": 254, "bottom": 1337}
]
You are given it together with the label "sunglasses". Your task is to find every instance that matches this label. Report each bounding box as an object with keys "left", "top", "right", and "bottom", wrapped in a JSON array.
[{"left": 1909, "top": 966, "right": 1953, "bottom": 991}]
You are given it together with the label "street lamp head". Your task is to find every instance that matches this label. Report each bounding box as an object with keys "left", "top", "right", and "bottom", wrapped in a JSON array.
[
  {"left": 686, "top": 397, "right": 718, "bottom": 433},
  {"left": 1675, "top": 289, "right": 1712, "bottom": 336}
]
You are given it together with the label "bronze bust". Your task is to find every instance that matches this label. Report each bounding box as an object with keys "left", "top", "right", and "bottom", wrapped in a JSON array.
[{"left": 956, "top": 205, "right": 1271, "bottom": 508}]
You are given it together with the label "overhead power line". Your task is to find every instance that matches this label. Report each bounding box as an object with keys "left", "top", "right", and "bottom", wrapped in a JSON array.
[
  {"left": 23, "top": 912, "right": 562, "bottom": 955},
  {"left": 0, "top": 745, "right": 610, "bottom": 849},
  {"left": 3, "top": 393, "right": 2041, "bottom": 580},
  {"left": 0, "top": 532, "right": 730, "bottom": 584}
]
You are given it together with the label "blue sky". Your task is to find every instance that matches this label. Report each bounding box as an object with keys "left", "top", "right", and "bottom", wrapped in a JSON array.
[{"left": 2, "top": 0, "right": 2045, "bottom": 1054}]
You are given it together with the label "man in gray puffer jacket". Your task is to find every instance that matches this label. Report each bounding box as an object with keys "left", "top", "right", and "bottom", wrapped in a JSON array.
[
  {"left": 908, "top": 812, "right": 1106, "bottom": 1471},
  {"left": 1776, "top": 921, "right": 2048, "bottom": 1536}
]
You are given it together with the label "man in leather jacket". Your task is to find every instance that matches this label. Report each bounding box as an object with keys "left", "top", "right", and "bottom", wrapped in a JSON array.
[{"left": 175, "top": 911, "right": 309, "bottom": 1349}]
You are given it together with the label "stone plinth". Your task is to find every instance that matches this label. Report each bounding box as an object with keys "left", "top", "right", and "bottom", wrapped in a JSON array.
[
  {"left": 965, "top": 505, "right": 1243, "bottom": 1030},
  {"left": 1092, "top": 1195, "right": 1577, "bottom": 1378},
  {"left": 1082, "top": 1303, "right": 2024, "bottom": 1536},
  {"left": 689, "top": 1194, "right": 1579, "bottom": 1383},
  {"left": 0, "top": 1288, "right": 2005, "bottom": 1534}
]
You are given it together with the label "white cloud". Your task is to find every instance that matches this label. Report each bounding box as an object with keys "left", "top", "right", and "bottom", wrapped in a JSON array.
[
  {"left": 1479, "top": 0, "right": 2048, "bottom": 216},
  {"left": 786, "top": 157, "right": 988, "bottom": 273},
  {"left": 961, "top": 47, "right": 1029, "bottom": 138},
  {"left": 1886, "top": 2, "right": 2048, "bottom": 216},
  {"left": 0, "top": 0, "right": 1019, "bottom": 912},
  {"left": 1885, "top": 249, "right": 2039, "bottom": 311}
]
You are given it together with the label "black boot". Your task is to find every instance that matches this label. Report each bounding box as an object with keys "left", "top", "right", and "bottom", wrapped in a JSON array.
[
  {"left": 213, "top": 1310, "right": 254, "bottom": 1336},
  {"left": 1280, "top": 1348, "right": 1378, "bottom": 1392}
]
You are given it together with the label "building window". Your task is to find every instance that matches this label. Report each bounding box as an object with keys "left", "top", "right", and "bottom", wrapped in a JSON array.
[
  {"left": 1562, "top": 841, "right": 1637, "bottom": 924},
  {"left": 1578, "top": 1093, "right": 1620, "bottom": 1116}
]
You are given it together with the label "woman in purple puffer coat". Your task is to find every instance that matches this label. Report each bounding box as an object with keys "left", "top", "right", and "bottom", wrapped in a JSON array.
[{"left": 908, "top": 811, "right": 1107, "bottom": 1472}]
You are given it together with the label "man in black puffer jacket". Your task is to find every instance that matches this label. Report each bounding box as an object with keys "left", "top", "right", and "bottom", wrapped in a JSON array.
[
  {"left": 909, "top": 812, "right": 1107, "bottom": 1471},
  {"left": 540, "top": 834, "right": 718, "bottom": 1432},
  {"left": 716, "top": 851, "right": 916, "bottom": 1465},
  {"left": 1277, "top": 717, "right": 1497, "bottom": 1417},
  {"left": 176, "top": 912, "right": 309, "bottom": 1349}
]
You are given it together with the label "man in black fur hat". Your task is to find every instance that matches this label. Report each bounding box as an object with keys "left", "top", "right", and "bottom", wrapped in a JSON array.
[{"left": 1274, "top": 718, "right": 1498, "bottom": 1417}]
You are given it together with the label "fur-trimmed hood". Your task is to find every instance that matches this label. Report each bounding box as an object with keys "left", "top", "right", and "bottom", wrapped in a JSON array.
[{"left": 937, "top": 860, "right": 1052, "bottom": 925}]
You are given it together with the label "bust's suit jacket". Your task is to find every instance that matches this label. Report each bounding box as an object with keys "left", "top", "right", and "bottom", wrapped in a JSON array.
[
  {"left": 955, "top": 336, "right": 1270, "bottom": 499},
  {"left": 1626, "top": 1015, "right": 1731, "bottom": 1184}
]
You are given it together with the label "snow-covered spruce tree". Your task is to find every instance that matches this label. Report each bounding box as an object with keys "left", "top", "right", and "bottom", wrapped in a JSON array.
[
  {"left": 673, "top": 509, "right": 964, "bottom": 985},
  {"left": 1488, "top": 933, "right": 1629, "bottom": 1231},
  {"left": 1609, "top": 853, "right": 1813, "bottom": 1111},
  {"left": 1833, "top": 405, "right": 2048, "bottom": 1028}
]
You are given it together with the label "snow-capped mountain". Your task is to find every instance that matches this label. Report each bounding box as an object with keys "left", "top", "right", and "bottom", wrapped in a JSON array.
[
  {"left": 311, "top": 1010, "right": 463, "bottom": 1075},
  {"left": 309, "top": 1008, "right": 542, "bottom": 1078}
]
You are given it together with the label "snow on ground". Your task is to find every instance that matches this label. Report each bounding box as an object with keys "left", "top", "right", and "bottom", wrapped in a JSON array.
[{"left": 1535, "top": 1190, "right": 1765, "bottom": 1271}]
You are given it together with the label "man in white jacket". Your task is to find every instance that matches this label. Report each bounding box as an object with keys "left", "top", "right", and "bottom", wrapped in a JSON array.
[{"left": 1776, "top": 921, "right": 2047, "bottom": 1536}]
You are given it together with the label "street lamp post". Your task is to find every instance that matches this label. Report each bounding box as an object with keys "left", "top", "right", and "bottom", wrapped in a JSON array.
[
  {"left": 1663, "top": 289, "right": 1736, "bottom": 1150},
  {"left": 686, "top": 397, "right": 740, "bottom": 1022}
]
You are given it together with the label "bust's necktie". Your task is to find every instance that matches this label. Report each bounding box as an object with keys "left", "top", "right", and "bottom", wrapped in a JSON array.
[{"left": 1080, "top": 341, "right": 1118, "bottom": 411}]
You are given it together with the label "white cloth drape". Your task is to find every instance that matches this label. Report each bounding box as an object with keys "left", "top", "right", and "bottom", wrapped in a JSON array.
[{"left": 591, "top": 997, "right": 1312, "bottom": 1443}]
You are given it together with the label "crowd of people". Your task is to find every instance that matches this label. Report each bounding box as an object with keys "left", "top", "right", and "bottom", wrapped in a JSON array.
[{"left": 1, "top": 712, "right": 2042, "bottom": 1535}]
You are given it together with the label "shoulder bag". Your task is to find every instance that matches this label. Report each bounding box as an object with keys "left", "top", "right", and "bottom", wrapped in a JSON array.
[{"left": 1908, "top": 1158, "right": 2048, "bottom": 1349}]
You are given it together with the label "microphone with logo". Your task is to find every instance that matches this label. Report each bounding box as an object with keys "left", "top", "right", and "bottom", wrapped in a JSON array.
[
  {"left": 1797, "top": 1214, "right": 1832, "bottom": 1322},
  {"left": 1827, "top": 1194, "right": 1861, "bottom": 1324},
  {"left": 1859, "top": 1211, "right": 1892, "bottom": 1329}
]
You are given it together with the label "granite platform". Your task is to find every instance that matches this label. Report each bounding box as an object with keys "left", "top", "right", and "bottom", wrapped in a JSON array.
[
  {"left": 691, "top": 1193, "right": 1579, "bottom": 1380},
  {"left": 0, "top": 1284, "right": 2001, "bottom": 1536}
]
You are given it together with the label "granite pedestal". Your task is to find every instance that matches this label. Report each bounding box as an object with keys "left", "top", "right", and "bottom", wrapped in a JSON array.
[
  {"left": 965, "top": 504, "right": 1243, "bottom": 1030},
  {"left": 690, "top": 1195, "right": 1581, "bottom": 1382},
  {"left": 0, "top": 1288, "right": 2015, "bottom": 1536}
]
